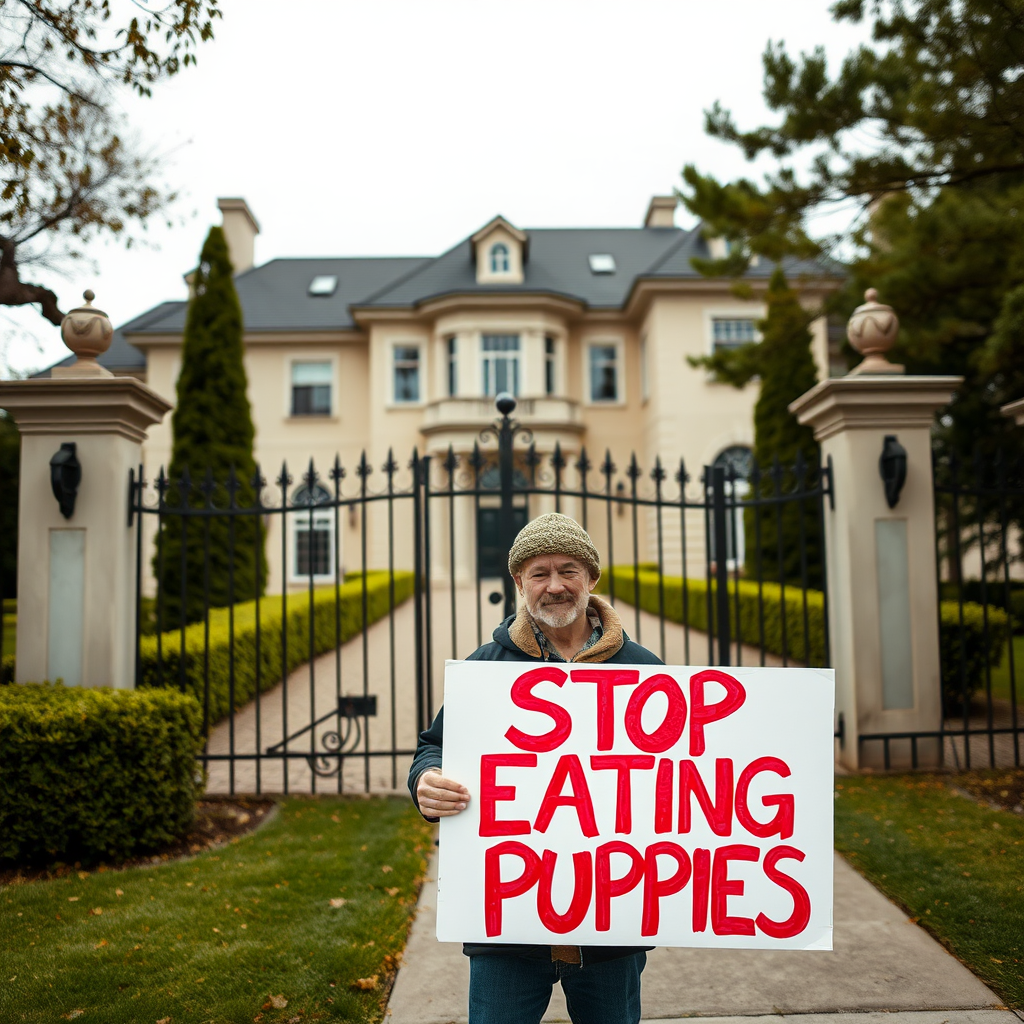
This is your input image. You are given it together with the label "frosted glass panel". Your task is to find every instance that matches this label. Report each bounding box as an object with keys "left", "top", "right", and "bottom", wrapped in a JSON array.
[
  {"left": 48, "top": 529, "right": 85, "bottom": 687},
  {"left": 875, "top": 519, "right": 913, "bottom": 710}
]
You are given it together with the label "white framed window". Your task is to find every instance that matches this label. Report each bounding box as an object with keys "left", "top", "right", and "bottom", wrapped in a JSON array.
[
  {"left": 447, "top": 336, "right": 458, "bottom": 397},
  {"left": 588, "top": 343, "right": 620, "bottom": 403},
  {"left": 711, "top": 317, "right": 758, "bottom": 355},
  {"left": 393, "top": 345, "right": 421, "bottom": 403},
  {"left": 291, "top": 482, "right": 335, "bottom": 581},
  {"left": 490, "top": 243, "right": 510, "bottom": 274},
  {"left": 482, "top": 333, "right": 520, "bottom": 396},
  {"left": 544, "top": 336, "right": 556, "bottom": 396},
  {"left": 291, "top": 361, "right": 332, "bottom": 416}
]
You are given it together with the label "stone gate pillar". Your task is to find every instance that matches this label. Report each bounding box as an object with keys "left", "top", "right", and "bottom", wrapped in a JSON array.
[
  {"left": 789, "top": 290, "right": 961, "bottom": 770},
  {"left": 0, "top": 292, "right": 171, "bottom": 689}
]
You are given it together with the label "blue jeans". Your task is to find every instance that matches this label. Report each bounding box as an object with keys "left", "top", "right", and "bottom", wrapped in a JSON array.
[{"left": 468, "top": 951, "right": 646, "bottom": 1024}]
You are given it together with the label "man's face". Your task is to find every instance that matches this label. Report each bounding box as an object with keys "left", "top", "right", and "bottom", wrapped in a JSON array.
[{"left": 515, "top": 554, "right": 596, "bottom": 630}]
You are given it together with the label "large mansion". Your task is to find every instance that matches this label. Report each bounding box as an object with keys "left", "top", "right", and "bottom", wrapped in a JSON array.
[{"left": 44, "top": 196, "right": 839, "bottom": 594}]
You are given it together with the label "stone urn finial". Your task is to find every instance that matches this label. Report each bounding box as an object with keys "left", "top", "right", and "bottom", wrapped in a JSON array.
[
  {"left": 56, "top": 289, "right": 114, "bottom": 378},
  {"left": 847, "top": 287, "right": 904, "bottom": 375}
]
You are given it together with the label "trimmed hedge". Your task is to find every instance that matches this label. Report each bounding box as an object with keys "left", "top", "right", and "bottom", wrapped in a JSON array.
[
  {"left": 940, "top": 601, "right": 1010, "bottom": 712},
  {"left": 602, "top": 566, "right": 1009, "bottom": 704},
  {"left": 140, "top": 570, "right": 414, "bottom": 726},
  {"left": 0, "top": 683, "right": 203, "bottom": 865},
  {"left": 599, "top": 565, "right": 826, "bottom": 665}
]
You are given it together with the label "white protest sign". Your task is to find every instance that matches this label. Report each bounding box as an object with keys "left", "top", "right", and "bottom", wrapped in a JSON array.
[{"left": 436, "top": 661, "right": 834, "bottom": 950}]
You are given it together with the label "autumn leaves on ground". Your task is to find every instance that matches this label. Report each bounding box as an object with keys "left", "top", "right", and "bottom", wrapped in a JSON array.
[
  {"left": 834, "top": 771, "right": 1024, "bottom": 1009},
  {"left": 0, "top": 797, "right": 433, "bottom": 1024}
]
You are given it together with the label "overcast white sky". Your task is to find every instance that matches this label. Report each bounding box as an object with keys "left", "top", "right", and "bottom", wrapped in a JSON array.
[{"left": 3, "top": 0, "right": 870, "bottom": 375}]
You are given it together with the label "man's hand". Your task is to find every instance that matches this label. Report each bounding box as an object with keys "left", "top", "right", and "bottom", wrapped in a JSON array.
[{"left": 416, "top": 769, "right": 470, "bottom": 818}]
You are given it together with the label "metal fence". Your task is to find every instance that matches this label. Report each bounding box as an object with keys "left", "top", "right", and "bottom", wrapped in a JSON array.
[{"left": 129, "top": 394, "right": 834, "bottom": 794}]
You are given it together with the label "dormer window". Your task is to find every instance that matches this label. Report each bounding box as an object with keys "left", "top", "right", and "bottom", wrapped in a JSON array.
[
  {"left": 490, "top": 243, "right": 510, "bottom": 274},
  {"left": 471, "top": 215, "right": 528, "bottom": 284}
]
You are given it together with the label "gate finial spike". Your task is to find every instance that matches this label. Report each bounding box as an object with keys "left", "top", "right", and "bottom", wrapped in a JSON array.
[
  {"left": 200, "top": 466, "right": 216, "bottom": 508},
  {"left": 277, "top": 461, "right": 292, "bottom": 500},
  {"left": 252, "top": 463, "right": 266, "bottom": 510},
  {"left": 226, "top": 465, "right": 239, "bottom": 509},
  {"left": 793, "top": 448, "right": 808, "bottom": 487}
]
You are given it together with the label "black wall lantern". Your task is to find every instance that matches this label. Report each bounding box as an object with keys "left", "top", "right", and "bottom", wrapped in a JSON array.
[
  {"left": 50, "top": 442, "right": 81, "bottom": 519},
  {"left": 879, "top": 434, "right": 907, "bottom": 509}
]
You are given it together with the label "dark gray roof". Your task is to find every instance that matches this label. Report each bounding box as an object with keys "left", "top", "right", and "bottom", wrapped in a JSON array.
[
  {"left": 132, "top": 257, "right": 429, "bottom": 335},
  {"left": 360, "top": 227, "right": 691, "bottom": 309},
  {"left": 32, "top": 222, "right": 840, "bottom": 378},
  {"left": 645, "top": 230, "right": 833, "bottom": 282}
]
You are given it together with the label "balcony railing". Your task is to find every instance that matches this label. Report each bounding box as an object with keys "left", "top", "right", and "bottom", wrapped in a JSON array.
[{"left": 421, "top": 395, "right": 582, "bottom": 433}]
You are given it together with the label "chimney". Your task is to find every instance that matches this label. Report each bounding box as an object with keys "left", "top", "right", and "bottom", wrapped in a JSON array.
[
  {"left": 217, "top": 197, "right": 260, "bottom": 273},
  {"left": 644, "top": 195, "right": 677, "bottom": 228}
]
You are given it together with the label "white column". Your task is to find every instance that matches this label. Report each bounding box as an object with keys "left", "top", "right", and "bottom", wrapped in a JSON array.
[
  {"left": 0, "top": 378, "right": 171, "bottom": 688},
  {"left": 790, "top": 375, "right": 961, "bottom": 769}
]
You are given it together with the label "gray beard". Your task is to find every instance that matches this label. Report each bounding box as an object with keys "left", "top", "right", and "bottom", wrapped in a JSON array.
[{"left": 528, "top": 590, "right": 590, "bottom": 630}]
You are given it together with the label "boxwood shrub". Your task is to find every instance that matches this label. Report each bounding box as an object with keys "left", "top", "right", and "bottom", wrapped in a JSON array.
[
  {"left": 599, "top": 565, "right": 827, "bottom": 665},
  {"left": 939, "top": 601, "right": 1010, "bottom": 712},
  {"left": 139, "top": 570, "right": 414, "bottom": 726},
  {"left": 602, "top": 566, "right": 1009, "bottom": 705},
  {"left": 0, "top": 683, "right": 203, "bottom": 865}
]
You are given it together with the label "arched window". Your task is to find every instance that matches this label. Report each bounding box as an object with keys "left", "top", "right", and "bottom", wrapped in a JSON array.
[
  {"left": 713, "top": 445, "right": 754, "bottom": 481},
  {"left": 291, "top": 483, "right": 335, "bottom": 579},
  {"left": 490, "top": 243, "right": 510, "bottom": 273},
  {"left": 292, "top": 483, "right": 332, "bottom": 507}
]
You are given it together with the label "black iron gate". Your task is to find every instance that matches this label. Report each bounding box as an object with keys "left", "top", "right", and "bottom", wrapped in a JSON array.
[
  {"left": 129, "top": 394, "right": 833, "bottom": 795},
  {"left": 853, "top": 449, "right": 1024, "bottom": 770}
]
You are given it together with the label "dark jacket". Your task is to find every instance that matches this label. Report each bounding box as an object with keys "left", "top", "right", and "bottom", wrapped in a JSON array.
[{"left": 408, "top": 595, "right": 662, "bottom": 965}]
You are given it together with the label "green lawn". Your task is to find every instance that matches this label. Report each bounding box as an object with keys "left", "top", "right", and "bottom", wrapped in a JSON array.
[
  {"left": 990, "top": 634, "right": 1023, "bottom": 703},
  {"left": 835, "top": 775, "right": 1024, "bottom": 1008},
  {"left": 0, "top": 796, "right": 433, "bottom": 1024}
]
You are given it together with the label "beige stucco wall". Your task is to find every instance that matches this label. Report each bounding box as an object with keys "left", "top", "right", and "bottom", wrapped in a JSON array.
[{"left": 128, "top": 282, "right": 832, "bottom": 599}]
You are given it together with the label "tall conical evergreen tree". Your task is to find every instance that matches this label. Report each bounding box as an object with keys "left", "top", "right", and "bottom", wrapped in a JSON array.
[
  {"left": 691, "top": 266, "right": 822, "bottom": 585},
  {"left": 155, "top": 226, "right": 266, "bottom": 628},
  {"left": 748, "top": 268, "right": 822, "bottom": 586}
]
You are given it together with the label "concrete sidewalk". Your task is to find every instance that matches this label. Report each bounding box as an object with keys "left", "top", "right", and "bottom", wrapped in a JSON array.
[{"left": 386, "top": 851, "right": 1014, "bottom": 1024}]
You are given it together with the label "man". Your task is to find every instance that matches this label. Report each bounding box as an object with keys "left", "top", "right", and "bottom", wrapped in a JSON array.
[{"left": 408, "top": 512, "right": 662, "bottom": 1024}]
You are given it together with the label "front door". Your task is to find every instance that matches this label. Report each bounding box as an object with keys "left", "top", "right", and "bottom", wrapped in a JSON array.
[{"left": 477, "top": 506, "right": 528, "bottom": 578}]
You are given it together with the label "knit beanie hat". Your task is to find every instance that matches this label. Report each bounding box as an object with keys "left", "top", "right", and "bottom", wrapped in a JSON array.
[{"left": 507, "top": 512, "right": 601, "bottom": 581}]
